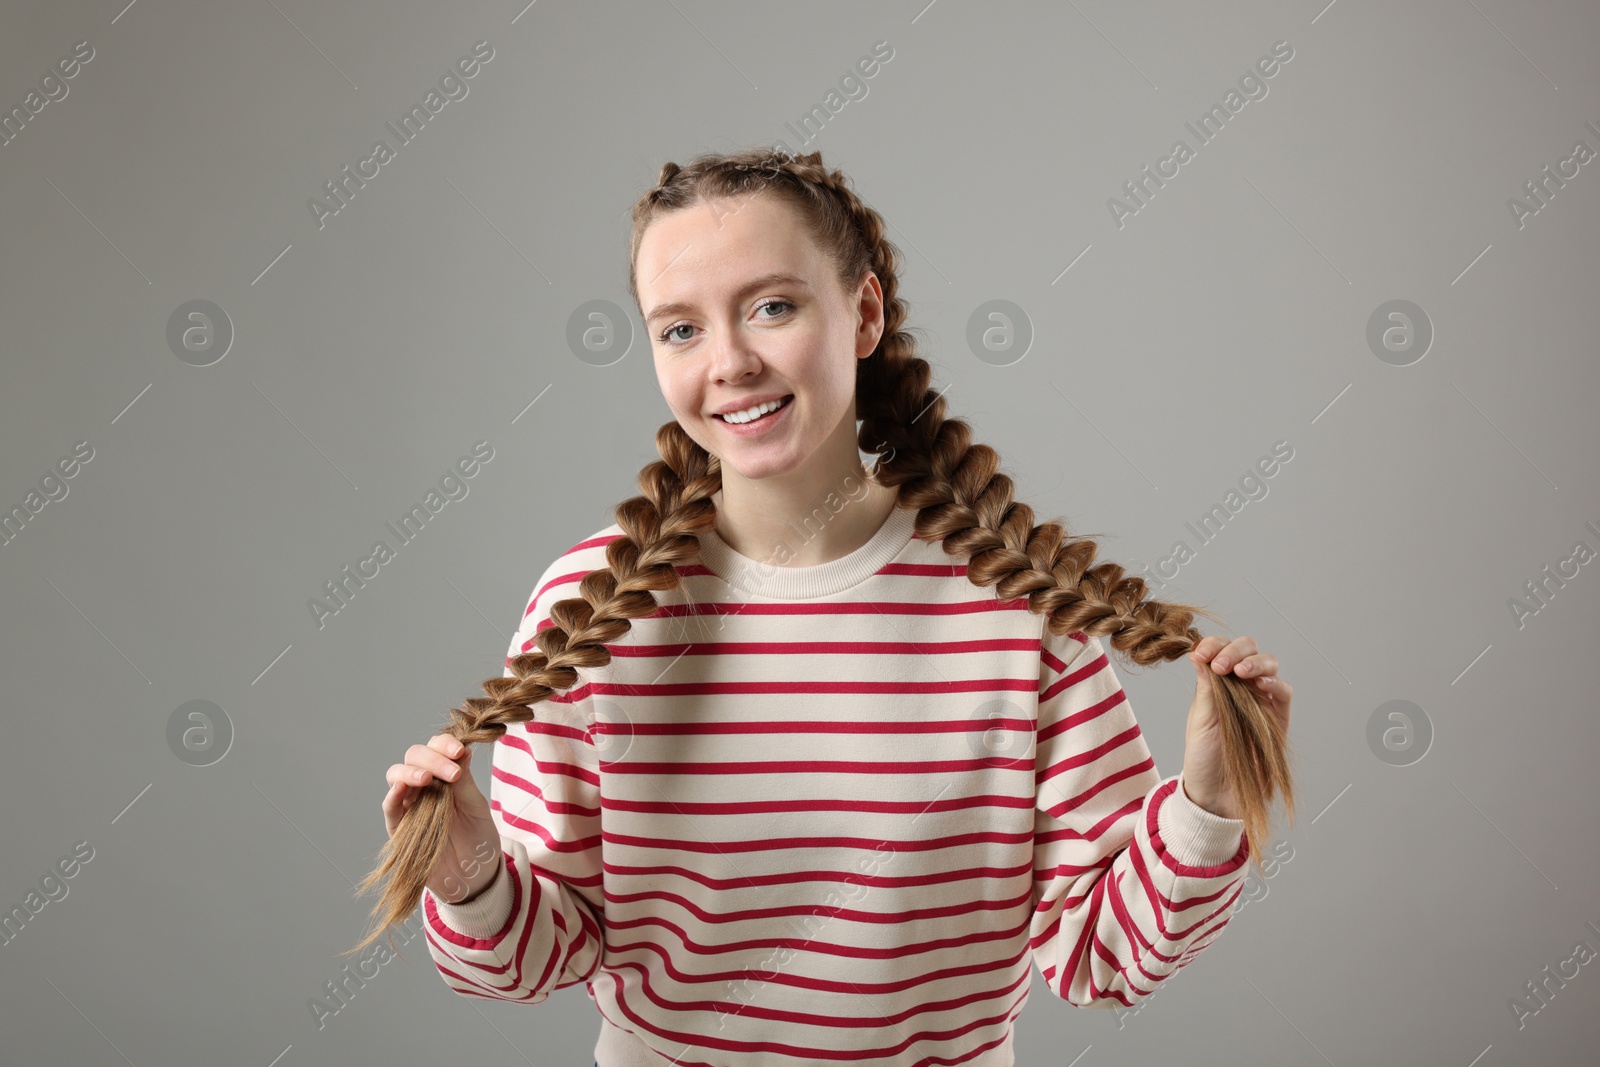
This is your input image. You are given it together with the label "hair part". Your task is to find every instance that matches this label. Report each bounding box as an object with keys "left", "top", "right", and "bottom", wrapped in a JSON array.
[{"left": 344, "top": 145, "right": 1297, "bottom": 957}]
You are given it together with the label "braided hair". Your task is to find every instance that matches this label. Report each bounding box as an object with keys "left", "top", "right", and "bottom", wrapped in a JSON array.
[{"left": 346, "top": 146, "right": 1297, "bottom": 955}]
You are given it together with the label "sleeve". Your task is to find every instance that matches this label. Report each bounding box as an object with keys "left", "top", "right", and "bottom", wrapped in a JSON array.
[
  {"left": 418, "top": 556, "right": 606, "bottom": 1002},
  {"left": 1029, "top": 630, "right": 1250, "bottom": 1009}
]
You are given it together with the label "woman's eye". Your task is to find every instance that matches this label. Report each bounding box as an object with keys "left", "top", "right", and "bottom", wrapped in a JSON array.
[{"left": 658, "top": 299, "right": 793, "bottom": 346}]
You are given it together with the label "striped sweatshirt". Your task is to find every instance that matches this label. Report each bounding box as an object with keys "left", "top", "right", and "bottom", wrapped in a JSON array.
[{"left": 420, "top": 499, "right": 1250, "bottom": 1066}]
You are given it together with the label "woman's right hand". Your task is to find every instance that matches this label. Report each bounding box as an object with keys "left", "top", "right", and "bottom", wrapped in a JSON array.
[{"left": 382, "top": 733, "right": 503, "bottom": 904}]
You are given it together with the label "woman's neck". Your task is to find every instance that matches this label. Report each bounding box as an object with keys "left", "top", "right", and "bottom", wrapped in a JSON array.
[{"left": 711, "top": 476, "right": 901, "bottom": 567}]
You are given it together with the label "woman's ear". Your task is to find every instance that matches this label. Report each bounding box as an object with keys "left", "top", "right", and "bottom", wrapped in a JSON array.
[{"left": 855, "top": 273, "right": 886, "bottom": 358}]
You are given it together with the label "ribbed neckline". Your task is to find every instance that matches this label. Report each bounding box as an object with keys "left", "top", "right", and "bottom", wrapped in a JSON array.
[{"left": 694, "top": 501, "right": 919, "bottom": 600}]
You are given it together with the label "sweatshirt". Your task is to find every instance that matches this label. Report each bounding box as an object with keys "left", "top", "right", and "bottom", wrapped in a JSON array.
[{"left": 419, "top": 498, "right": 1250, "bottom": 1066}]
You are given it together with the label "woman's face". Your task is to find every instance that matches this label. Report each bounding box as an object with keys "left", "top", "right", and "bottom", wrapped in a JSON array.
[{"left": 636, "top": 192, "right": 883, "bottom": 486}]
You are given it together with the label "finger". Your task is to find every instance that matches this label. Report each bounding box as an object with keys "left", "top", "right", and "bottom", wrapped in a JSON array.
[
  {"left": 388, "top": 778, "right": 418, "bottom": 807},
  {"left": 397, "top": 760, "right": 440, "bottom": 787},
  {"left": 1233, "top": 652, "right": 1278, "bottom": 678},
  {"left": 1191, "top": 636, "right": 1228, "bottom": 663},
  {"left": 406, "top": 743, "right": 464, "bottom": 783},
  {"left": 382, "top": 781, "right": 404, "bottom": 832},
  {"left": 430, "top": 734, "right": 468, "bottom": 760},
  {"left": 1213, "top": 636, "right": 1256, "bottom": 671},
  {"left": 1253, "top": 674, "right": 1292, "bottom": 708},
  {"left": 1211, "top": 636, "right": 1259, "bottom": 673}
]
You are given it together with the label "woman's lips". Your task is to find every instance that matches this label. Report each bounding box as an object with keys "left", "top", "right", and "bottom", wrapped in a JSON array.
[{"left": 715, "top": 394, "right": 793, "bottom": 436}]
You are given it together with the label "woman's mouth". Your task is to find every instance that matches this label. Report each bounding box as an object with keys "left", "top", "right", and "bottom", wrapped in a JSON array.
[{"left": 714, "top": 394, "right": 794, "bottom": 435}]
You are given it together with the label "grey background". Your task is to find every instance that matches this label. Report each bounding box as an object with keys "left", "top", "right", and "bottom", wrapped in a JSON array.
[{"left": 2, "top": 1, "right": 1598, "bottom": 1064}]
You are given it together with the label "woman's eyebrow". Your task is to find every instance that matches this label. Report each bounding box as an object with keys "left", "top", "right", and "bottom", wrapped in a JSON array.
[{"left": 644, "top": 272, "right": 811, "bottom": 327}]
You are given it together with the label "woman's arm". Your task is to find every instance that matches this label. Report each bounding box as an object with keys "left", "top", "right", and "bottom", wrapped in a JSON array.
[
  {"left": 420, "top": 560, "right": 608, "bottom": 1002},
  {"left": 1029, "top": 630, "right": 1250, "bottom": 1009}
]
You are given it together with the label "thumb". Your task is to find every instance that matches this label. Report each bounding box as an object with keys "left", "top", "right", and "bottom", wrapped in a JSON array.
[
  {"left": 1189, "top": 652, "right": 1218, "bottom": 716},
  {"left": 444, "top": 746, "right": 485, "bottom": 797}
]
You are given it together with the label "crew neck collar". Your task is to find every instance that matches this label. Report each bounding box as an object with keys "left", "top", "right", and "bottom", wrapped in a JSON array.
[{"left": 694, "top": 501, "right": 919, "bottom": 600}]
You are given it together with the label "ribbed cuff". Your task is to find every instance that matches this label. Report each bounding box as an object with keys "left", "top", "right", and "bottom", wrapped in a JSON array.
[
  {"left": 428, "top": 857, "right": 515, "bottom": 939},
  {"left": 1158, "top": 774, "right": 1246, "bottom": 869}
]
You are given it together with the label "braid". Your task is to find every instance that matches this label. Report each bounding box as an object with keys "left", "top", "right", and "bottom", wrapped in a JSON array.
[
  {"left": 655, "top": 160, "right": 682, "bottom": 193},
  {"left": 800, "top": 151, "right": 1296, "bottom": 869},
  {"left": 347, "top": 145, "right": 1297, "bottom": 957},
  {"left": 344, "top": 422, "right": 720, "bottom": 954}
]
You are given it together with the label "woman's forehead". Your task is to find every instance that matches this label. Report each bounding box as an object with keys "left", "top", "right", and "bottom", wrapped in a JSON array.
[
  {"left": 637, "top": 202, "right": 820, "bottom": 301},
  {"left": 641, "top": 193, "right": 797, "bottom": 254}
]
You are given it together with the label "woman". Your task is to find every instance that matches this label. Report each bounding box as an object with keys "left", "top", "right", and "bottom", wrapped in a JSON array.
[{"left": 355, "top": 147, "right": 1296, "bottom": 1066}]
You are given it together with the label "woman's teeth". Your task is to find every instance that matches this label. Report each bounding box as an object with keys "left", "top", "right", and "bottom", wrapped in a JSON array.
[{"left": 720, "top": 396, "right": 790, "bottom": 424}]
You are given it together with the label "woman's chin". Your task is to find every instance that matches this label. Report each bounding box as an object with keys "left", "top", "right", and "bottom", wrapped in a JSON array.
[{"left": 715, "top": 450, "right": 805, "bottom": 484}]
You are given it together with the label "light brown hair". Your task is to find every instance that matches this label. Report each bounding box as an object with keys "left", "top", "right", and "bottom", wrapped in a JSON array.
[{"left": 344, "top": 146, "right": 1297, "bottom": 956}]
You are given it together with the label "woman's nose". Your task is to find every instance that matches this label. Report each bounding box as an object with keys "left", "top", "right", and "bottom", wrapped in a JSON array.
[{"left": 707, "top": 331, "right": 762, "bottom": 380}]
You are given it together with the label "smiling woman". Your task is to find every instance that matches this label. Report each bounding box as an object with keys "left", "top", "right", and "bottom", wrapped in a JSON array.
[
  {"left": 636, "top": 197, "right": 904, "bottom": 564},
  {"left": 354, "top": 146, "right": 1298, "bottom": 1067}
]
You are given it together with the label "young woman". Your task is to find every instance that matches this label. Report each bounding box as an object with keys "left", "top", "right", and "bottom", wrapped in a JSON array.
[{"left": 355, "top": 147, "right": 1296, "bottom": 1066}]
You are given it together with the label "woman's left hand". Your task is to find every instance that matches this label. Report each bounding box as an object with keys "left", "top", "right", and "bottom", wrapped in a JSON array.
[{"left": 1180, "top": 635, "right": 1293, "bottom": 820}]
